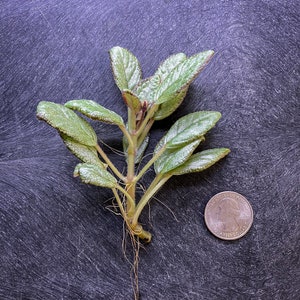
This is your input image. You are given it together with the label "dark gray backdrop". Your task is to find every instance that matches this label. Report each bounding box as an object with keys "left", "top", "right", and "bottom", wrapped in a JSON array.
[{"left": 1, "top": 0, "right": 299, "bottom": 299}]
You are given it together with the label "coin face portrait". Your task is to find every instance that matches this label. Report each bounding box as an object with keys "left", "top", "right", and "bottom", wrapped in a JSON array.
[
  {"left": 204, "top": 191, "right": 253, "bottom": 240},
  {"left": 215, "top": 197, "right": 241, "bottom": 233}
]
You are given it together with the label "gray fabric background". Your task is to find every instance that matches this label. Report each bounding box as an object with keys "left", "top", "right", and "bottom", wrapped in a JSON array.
[{"left": 0, "top": 0, "right": 299, "bottom": 299}]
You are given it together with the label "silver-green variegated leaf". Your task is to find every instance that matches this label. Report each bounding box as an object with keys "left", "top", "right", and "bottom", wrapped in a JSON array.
[
  {"left": 36, "top": 101, "right": 97, "bottom": 147},
  {"left": 154, "top": 139, "right": 201, "bottom": 174},
  {"left": 133, "top": 75, "right": 161, "bottom": 102},
  {"left": 65, "top": 100, "right": 124, "bottom": 126},
  {"left": 109, "top": 46, "right": 142, "bottom": 91},
  {"left": 155, "top": 53, "right": 187, "bottom": 78},
  {"left": 155, "top": 50, "right": 214, "bottom": 104},
  {"left": 61, "top": 134, "right": 106, "bottom": 168},
  {"left": 134, "top": 53, "right": 187, "bottom": 103},
  {"left": 155, "top": 111, "right": 221, "bottom": 152},
  {"left": 122, "top": 90, "right": 141, "bottom": 113},
  {"left": 152, "top": 53, "right": 189, "bottom": 120},
  {"left": 170, "top": 148, "right": 231, "bottom": 175},
  {"left": 74, "top": 163, "right": 117, "bottom": 188},
  {"left": 153, "top": 87, "right": 188, "bottom": 120}
]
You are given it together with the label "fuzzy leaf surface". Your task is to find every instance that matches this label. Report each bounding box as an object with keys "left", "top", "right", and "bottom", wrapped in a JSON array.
[
  {"left": 65, "top": 100, "right": 124, "bottom": 126},
  {"left": 61, "top": 134, "right": 105, "bottom": 167},
  {"left": 134, "top": 53, "right": 187, "bottom": 103},
  {"left": 155, "top": 111, "right": 221, "bottom": 152},
  {"left": 155, "top": 53, "right": 187, "bottom": 78},
  {"left": 122, "top": 90, "right": 141, "bottom": 113},
  {"left": 109, "top": 46, "right": 142, "bottom": 91},
  {"left": 170, "top": 148, "right": 231, "bottom": 175},
  {"left": 154, "top": 140, "right": 201, "bottom": 174},
  {"left": 154, "top": 87, "right": 188, "bottom": 120},
  {"left": 74, "top": 163, "right": 117, "bottom": 188},
  {"left": 133, "top": 75, "right": 161, "bottom": 102},
  {"left": 155, "top": 50, "right": 214, "bottom": 104},
  {"left": 36, "top": 101, "right": 97, "bottom": 146}
]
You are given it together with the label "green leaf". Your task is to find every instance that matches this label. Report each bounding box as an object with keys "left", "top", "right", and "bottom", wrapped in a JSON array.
[
  {"left": 156, "top": 53, "right": 187, "bottom": 78},
  {"left": 153, "top": 87, "right": 188, "bottom": 120},
  {"left": 135, "top": 135, "right": 149, "bottom": 164},
  {"left": 152, "top": 53, "right": 189, "bottom": 120},
  {"left": 155, "top": 111, "right": 221, "bottom": 152},
  {"left": 133, "top": 51, "right": 213, "bottom": 120},
  {"left": 74, "top": 163, "right": 117, "bottom": 188},
  {"left": 170, "top": 148, "right": 231, "bottom": 175},
  {"left": 122, "top": 90, "right": 141, "bottom": 113},
  {"left": 109, "top": 46, "right": 142, "bottom": 91},
  {"left": 133, "top": 75, "right": 161, "bottom": 102},
  {"left": 155, "top": 50, "right": 214, "bottom": 104},
  {"left": 154, "top": 140, "right": 201, "bottom": 174},
  {"left": 61, "top": 134, "right": 106, "bottom": 168},
  {"left": 65, "top": 100, "right": 124, "bottom": 126},
  {"left": 36, "top": 101, "right": 97, "bottom": 146},
  {"left": 134, "top": 53, "right": 187, "bottom": 103}
]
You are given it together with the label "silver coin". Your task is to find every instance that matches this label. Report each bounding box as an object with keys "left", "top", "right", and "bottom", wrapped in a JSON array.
[{"left": 204, "top": 191, "right": 253, "bottom": 240}]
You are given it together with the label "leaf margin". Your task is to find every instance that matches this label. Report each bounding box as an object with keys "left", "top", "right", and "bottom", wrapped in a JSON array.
[
  {"left": 36, "top": 101, "right": 97, "bottom": 147},
  {"left": 170, "top": 148, "right": 231, "bottom": 176}
]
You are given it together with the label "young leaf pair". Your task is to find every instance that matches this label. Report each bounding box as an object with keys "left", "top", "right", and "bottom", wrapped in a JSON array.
[
  {"left": 36, "top": 46, "right": 230, "bottom": 242},
  {"left": 110, "top": 47, "right": 218, "bottom": 164}
]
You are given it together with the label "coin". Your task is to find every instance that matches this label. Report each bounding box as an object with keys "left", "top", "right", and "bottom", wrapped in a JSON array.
[{"left": 204, "top": 191, "right": 253, "bottom": 240}]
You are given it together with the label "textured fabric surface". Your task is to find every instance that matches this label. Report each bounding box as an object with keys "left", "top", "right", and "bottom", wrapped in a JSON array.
[{"left": 0, "top": 1, "right": 299, "bottom": 299}]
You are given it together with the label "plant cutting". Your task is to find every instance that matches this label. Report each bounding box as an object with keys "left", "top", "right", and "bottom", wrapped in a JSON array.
[{"left": 36, "top": 46, "right": 230, "bottom": 298}]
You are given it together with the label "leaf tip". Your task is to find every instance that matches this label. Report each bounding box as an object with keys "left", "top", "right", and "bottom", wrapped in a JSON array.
[
  {"left": 216, "top": 147, "right": 231, "bottom": 159},
  {"left": 73, "top": 164, "right": 82, "bottom": 177},
  {"left": 64, "top": 101, "right": 72, "bottom": 108},
  {"left": 224, "top": 148, "right": 231, "bottom": 155},
  {"left": 208, "top": 49, "right": 215, "bottom": 56},
  {"left": 204, "top": 50, "right": 215, "bottom": 61},
  {"left": 209, "top": 111, "right": 222, "bottom": 123},
  {"left": 109, "top": 45, "right": 122, "bottom": 52},
  {"left": 36, "top": 101, "right": 48, "bottom": 118}
]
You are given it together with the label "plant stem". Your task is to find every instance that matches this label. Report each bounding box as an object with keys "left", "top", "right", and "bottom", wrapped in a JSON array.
[
  {"left": 112, "top": 188, "right": 127, "bottom": 219},
  {"left": 130, "top": 224, "right": 152, "bottom": 242},
  {"left": 116, "top": 184, "right": 135, "bottom": 216},
  {"left": 126, "top": 134, "right": 136, "bottom": 197},
  {"left": 119, "top": 122, "right": 136, "bottom": 215},
  {"left": 126, "top": 108, "right": 137, "bottom": 217},
  {"left": 113, "top": 188, "right": 151, "bottom": 242},
  {"left": 96, "top": 144, "right": 125, "bottom": 181},
  {"left": 134, "top": 146, "right": 166, "bottom": 183},
  {"left": 119, "top": 125, "right": 134, "bottom": 149},
  {"left": 131, "top": 174, "right": 172, "bottom": 227},
  {"left": 137, "top": 118, "right": 154, "bottom": 148},
  {"left": 136, "top": 104, "right": 157, "bottom": 138},
  {"left": 127, "top": 107, "right": 136, "bottom": 134}
]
